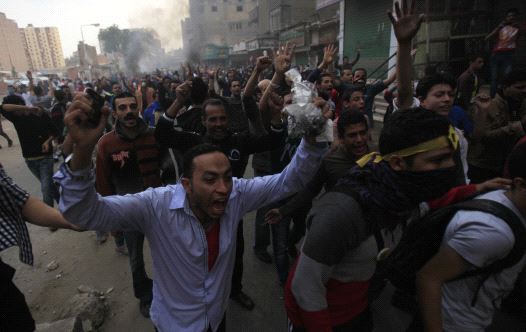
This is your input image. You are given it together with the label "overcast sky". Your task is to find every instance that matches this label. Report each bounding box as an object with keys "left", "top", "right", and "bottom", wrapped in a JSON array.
[{"left": 2, "top": 0, "right": 189, "bottom": 57}]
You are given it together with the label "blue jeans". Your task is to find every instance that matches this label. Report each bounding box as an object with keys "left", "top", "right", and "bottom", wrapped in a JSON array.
[
  {"left": 490, "top": 51, "right": 513, "bottom": 97},
  {"left": 25, "top": 157, "right": 57, "bottom": 207}
]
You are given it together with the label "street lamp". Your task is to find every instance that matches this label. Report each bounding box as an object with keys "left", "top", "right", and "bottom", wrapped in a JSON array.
[{"left": 80, "top": 23, "right": 100, "bottom": 81}]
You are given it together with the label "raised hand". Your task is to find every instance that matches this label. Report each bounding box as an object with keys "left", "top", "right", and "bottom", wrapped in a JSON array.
[
  {"left": 42, "top": 142, "right": 50, "bottom": 153},
  {"left": 255, "top": 55, "right": 272, "bottom": 73},
  {"left": 63, "top": 94, "right": 109, "bottom": 150},
  {"left": 264, "top": 208, "right": 283, "bottom": 225},
  {"left": 175, "top": 81, "right": 192, "bottom": 103},
  {"left": 321, "top": 44, "right": 338, "bottom": 68},
  {"left": 273, "top": 42, "right": 295, "bottom": 75},
  {"left": 388, "top": 0, "right": 425, "bottom": 44}
]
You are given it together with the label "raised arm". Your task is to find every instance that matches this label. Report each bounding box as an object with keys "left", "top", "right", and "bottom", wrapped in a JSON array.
[
  {"left": 485, "top": 22, "right": 504, "bottom": 41},
  {"left": 244, "top": 56, "right": 272, "bottom": 97},
  {"left": 55, "top": 94, "right": 150, "bottom": 232},
  {"left": 27, "top": 71, "right": 34, "bottom": 94},
  {"left": 307, "top": 44, "right": 337, "bottom": 83},
  {"left": 237, "top": 139, "right": 327, "bottom": 214},
  {"left": 389, "top": 0, "right": 424, "bottom": 110},
  {"left": 349, "top": 49, "right": 361, "bottom": 67},
  {"left": 383, "top": 70, "right": 397, "bottom": 87},
  {"left": 259, "top": 42, "right": 296, "bottom": 126},
  {"left": 165, "top": 81, "right": 191, "bottom": 118}
]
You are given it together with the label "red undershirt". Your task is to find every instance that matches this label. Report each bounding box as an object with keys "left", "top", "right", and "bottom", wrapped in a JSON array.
[{"left": 205, "top": 222, "right": 220, "bottom": 270}]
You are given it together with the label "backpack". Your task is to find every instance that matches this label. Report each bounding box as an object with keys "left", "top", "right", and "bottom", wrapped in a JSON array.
[{"left": 376, "top": 199, "right": 526, "bottom": 307}]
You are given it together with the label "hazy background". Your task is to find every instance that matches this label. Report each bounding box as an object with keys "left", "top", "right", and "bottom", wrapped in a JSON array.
[{"left": 1, "top": 0, "right": 189, "bottom": 56}]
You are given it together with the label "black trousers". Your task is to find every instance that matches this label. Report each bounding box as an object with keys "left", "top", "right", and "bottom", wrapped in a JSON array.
[
  {"left": 0, "top": 260, "right": 35, "bottom": 332},
  {"left": 207, "top": 315, "right": 226, "bottom": 332},
  {"left": 290, "top": 307, "right": 373, "bottom": 332},
  {"left": 230, "top": 222, "right": 244, "bottom": 296},
  {"left": 124, "top": 231, "right": 153, "bottom": 303}
]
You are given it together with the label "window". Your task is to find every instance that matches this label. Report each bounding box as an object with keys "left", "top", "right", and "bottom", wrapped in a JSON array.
[
  {"left": 237, "top": 5, "right": 243, "bottom": 12},
  {"left": 211, "top": 5, "right": 217, "bottom": 11},
  {"left": 229, "top": 22, "right": 242, "bottom": 31}
]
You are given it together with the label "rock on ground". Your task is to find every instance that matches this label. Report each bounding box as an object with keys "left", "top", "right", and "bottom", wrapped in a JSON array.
[
  {"left": 59, "top": 290, "right": 108, "bottom": 328},
  {"left": 35, "top": 316, "right": 83, "bottom": 332}
]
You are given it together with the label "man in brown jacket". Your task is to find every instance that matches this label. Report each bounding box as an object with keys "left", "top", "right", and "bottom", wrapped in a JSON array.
[
  {"left": 468, "top": 70, "right": 526, "bottom": 183},
  {"left": 96, "top": 91, "right": 161, "bottom": 318}
]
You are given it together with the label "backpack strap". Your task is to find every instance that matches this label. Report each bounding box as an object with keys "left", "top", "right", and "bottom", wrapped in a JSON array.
[{"left": 448, "top": 199, "right": 526, "bottom": 305}]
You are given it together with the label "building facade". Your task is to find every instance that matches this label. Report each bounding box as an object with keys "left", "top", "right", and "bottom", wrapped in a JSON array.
[
  {"left": 21, "top": 24, "right": 65, "bottom": 70},
  {"left": 342, "top": 0, "right": 526, "bottom": 81},
  {"left": 182, "top": 0, "right": 259, "bottom": 63},
  {"left": 0, "top": 12, "right": 29, "bottom": 74}
]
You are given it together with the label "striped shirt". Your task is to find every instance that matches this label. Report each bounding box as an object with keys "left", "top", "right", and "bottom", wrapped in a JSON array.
[{"left": 0, "top": 164, "right": 32, "bottom": 265}]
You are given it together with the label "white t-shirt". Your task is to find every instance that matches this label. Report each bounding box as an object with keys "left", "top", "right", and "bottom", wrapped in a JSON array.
[{"left": 441, "top": 190, "right": 526, "bottom": 331}]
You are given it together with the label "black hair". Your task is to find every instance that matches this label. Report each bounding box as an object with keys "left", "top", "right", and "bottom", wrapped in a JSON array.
[
  {"left": 2, "top": 94, "right": 26, "bottom": 105},
  {"left": 342, "top": 86, "right": 365, "bottom": 102},
  {"left": 182, "top": 143, "right": 227, "bottom": 178},
  {"left": 202, "top": 98, "right": 226, "bottom": 118},
  {"left": 318, "top": 90, "right": 330, "bottom": 101},
  {"left": 508, "top": 141, "right": 526, "bottom": 179},
  {"left": 415, "top": 73, "right": 457, "bottom": 99},
  {"left": 112, "top": 91, "right": 136, "bottom": 110},
  {"left": 316, "top": 72, "right": 333, "bottom": 85},
  {"left": 33, "top": 85, "right": 43, "bottom": 96},
  {"left": 190, "top": 77, "right": 208, "bottom": 105},
  {"left": 342, "top": 64, "right": 353, "bottom": 71},
  {"left": 501, "top": 70, "right": 526, "bottom": 88},
  {"left": 54, "top": 89, "right": 66, "bottom": 102},
  {"left": 468, "top": 54, "right": 484, "bottom": 63},
  {"left": 337, "top": 109, "right": 368, "bottom": 138},
  {"left": 506, "top": 8, "right": 519, "bottom": 16},
  {"left": 379, "top": 107, "right": 450, "bottom": 155},
  {"left": 353, "top": 68, "right": 367, "bottom": 76},
  {"left": 229, "top": 79, "right": 241, "bottom": 88}
]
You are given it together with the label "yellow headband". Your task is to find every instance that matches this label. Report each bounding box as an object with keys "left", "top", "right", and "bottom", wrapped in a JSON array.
[{"left": 356, "top": 126, "right": 459, "bottom": 167}]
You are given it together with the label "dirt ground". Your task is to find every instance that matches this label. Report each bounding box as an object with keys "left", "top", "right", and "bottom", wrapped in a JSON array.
[
  {"left": 1, "top": 116, "right": 524, "bottom": 332},
  {"left": 0, "top": 118, "right": 287, "bottom": 332}
]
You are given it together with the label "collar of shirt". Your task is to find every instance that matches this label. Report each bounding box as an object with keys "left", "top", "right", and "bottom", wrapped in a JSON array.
[{"left": 168, "top": 182, "right": 240, "bottom": 210}]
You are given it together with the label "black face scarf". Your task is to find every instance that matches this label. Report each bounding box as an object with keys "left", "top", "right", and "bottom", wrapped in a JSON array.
[
  {"left": 395, "top": 166, "right": 458, "bottom": 204},
  {"left": 335, "top": 161, "right": 458, "bottom": 229}
]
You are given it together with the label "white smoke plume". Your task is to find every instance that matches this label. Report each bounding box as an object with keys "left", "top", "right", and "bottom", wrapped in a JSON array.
[{"left": 128, "top": 0, "right": 189, "bottom": 52}]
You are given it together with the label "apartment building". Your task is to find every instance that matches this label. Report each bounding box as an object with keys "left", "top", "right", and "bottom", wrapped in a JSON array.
[
  {"left": 21, "top": 24, "right": 66, "bottom": 70},
  {"left": 0, "top": 12, "right": 29, "bottom": 73}
]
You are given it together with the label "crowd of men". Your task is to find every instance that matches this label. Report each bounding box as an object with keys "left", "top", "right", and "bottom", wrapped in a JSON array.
[{"left": 1, "top": 1, "right": 526, "bottom": 331}]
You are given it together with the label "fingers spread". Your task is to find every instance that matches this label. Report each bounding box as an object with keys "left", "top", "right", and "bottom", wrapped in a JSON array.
[
  {"left": 394, "top": 1, "right": 402, "bottom": 19},
  {"left": 387, "top": 11, "right": 396, "bottom": 25}
]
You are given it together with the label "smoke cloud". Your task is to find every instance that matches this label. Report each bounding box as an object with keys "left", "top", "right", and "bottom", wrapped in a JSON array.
[{"left": 128, "top": 0, "right": 189, "bottom": 51}]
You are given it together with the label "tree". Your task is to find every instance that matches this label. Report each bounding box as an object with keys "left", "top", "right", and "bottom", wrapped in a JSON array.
[{"left": 98, "top": 25, "right": 127, "bottom": 54}]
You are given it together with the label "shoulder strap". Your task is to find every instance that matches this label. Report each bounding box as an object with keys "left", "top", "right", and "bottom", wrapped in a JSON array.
[
  {"left": 449, "top": 199, "right": 526, "bottom": 306},
  {"left": 452, "top": 199, "right": 526, "bottom": 273}
]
